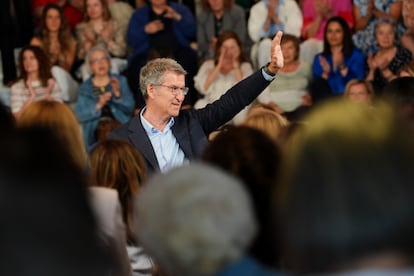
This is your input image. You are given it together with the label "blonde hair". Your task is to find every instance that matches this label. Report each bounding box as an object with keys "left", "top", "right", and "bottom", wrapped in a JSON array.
[
  {"left": 17, "top": 100, "right": 86, "bottom": 169},
  {"left": 243, "top": 105, "right": 289, "bottom": 143},
  {"left": 344, "top": 79, "right": 375, "bottom": 97}
]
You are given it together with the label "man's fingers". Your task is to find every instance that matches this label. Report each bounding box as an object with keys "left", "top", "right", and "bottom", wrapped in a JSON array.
[{"left": 272, "top": 31, "right": 283, "bottom": 47}]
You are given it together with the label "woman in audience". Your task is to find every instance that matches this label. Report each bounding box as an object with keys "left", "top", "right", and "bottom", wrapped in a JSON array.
[
  {"left": 203, "top": 126, "right": 282, "bottom": 268},
  {"left": 343, "top": 79, "right": 375, "bottom": 104},
  {"left": 277, "top": 99, "right": 414, "bottom": 274},
  {"left": 31, "top": 3, "right": 79, "bottom": 104},
  {"left": 194, "top": 31, "right": 253, "bottom": 125},
  {"left": 300, "top": 0, "right": 354, "bottom": 64},
  {"left": 353, "top": 0, "right": 404, "bottom": 55},
  {"left": 18, "top": 100, "right": 87, "bottom": 170},
  {"left": 311, "top": 16, "right": 365, "bottom": 98},
  {"left": 31, "top": 3, "right": 77, "bottom": 72},
  {"left": 75, "top": 46, "right": 134, "bottom": 147},
  {"left": 197, "top": 0, "right": 248, "bottom": 61},
  {"left": 76, "top": 0, "right": 127, "bottom": 79},
  {"left": 366, "top": 18, "right": 412, "bottom": 93},
  {"left": 89, "top": 139, "right": 154, "bottom": 275},
  {"left": 257, "top": 34, "right": 312, "bottom": 119},
  {"left": 10, "top": 45, "right": 63, "bottom": 118}
]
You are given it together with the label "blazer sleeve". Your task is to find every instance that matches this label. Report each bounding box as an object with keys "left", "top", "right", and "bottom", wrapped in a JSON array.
[{"left": 194, "top": 69, "right": 272, "bottom": 134}]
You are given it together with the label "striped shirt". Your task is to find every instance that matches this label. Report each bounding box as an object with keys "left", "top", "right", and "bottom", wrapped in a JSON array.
[{"left": 10, "top": 79, "right": 63, "bottom": 113}]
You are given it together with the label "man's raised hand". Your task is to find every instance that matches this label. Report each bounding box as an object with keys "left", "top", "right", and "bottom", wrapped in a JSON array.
[{"left": 268, "top": 31, "right": 284, "bottom": 74}]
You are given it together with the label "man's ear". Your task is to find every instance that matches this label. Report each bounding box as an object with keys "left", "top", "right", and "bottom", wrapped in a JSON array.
[{"left": 147, "top": 84, "right": 156, "bottom": 99}]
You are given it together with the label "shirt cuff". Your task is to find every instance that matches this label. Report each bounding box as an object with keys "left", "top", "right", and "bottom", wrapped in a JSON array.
[{"left": 261, "top": 67, "right": 276, "bottom": 81}]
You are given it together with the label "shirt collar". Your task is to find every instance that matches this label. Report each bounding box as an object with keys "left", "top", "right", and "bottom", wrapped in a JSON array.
[{"left": 140, "top": 107, "right": 175, "bottom": 136}]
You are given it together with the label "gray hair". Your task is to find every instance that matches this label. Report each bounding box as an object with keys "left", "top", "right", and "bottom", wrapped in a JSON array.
[
  {"left": 139, "top": 58, "right": 187, "bottom": 99},
  {"left": 85, "top": 45, "right": 111, "bottom": 73},
  {"left": 374, "top": 18, "right": 398, "bottom": 36},
  {"left": 136, "top": 163, "right": 257, "bottom": 276}
]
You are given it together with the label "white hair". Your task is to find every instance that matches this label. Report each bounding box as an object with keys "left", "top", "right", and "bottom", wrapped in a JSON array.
[{"left": 136, "top": 163, "right": 257, "bottom": 276}]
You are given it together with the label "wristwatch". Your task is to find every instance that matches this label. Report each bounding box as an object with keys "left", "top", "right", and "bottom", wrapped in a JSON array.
[{"left": 263, "top": 62, "right": 276, "bottom": 77}]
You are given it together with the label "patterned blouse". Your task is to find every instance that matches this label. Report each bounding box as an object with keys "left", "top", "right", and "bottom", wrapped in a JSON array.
[
  {"left": 372, "top": 46, "right": 412, "bottom": 92},
  {"left": 353, "top": 0, "right": 406, "bottom": 55}
]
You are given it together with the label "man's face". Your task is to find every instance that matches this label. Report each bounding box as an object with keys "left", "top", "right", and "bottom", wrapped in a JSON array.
[{"left": 148, "top": 71, "right": 186, "bottom": 119}]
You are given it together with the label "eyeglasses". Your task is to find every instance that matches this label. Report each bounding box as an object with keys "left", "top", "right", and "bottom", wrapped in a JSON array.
[
  {"left": 89, "top": 56, "right": 109, "bottom": 64},
  {"left": 156, "top": 84, "right": 189, "bottom": 96}
]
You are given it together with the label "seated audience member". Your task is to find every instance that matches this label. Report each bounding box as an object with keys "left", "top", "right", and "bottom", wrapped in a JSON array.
[
  {"left": 248, "top": 0, "right": 302, "bottom": 68},
  {"left": 30, "top": 3, "right": 79, "bottom": 104},
  {"left": 31, "top": 3, "right": 77, "bottom": 72},
  {"left": 109, "top": 32, "right": 284, "bottom": 176},
  {"left": 202, "top": 126, "right": 282, "bottom": 268},
  {"left": 257, "top": 34, "right": 312, "bottom": 119},
  {"left": 75, "top": 46, "right": 134, "bottom": 147},
  {"left": 197, "top": 0, "right": 248, "bottom": 61},
  {"left": 76, "top": 0, "right": 128, "bottom": 80},
  {"left": 18, "top": 100, "right": 87, "bottom": 170},
  {"left": 126, "top": 0, "right": 198, "bottom": 107},
  {"left": 10, "top": 45, "right": 63, "bottom": 118},
  {"left": 242, "top": 105, "right": 289, "bottom": 143},
  {"left": 89, "top": 139, "right": 154, "bottom": 275},
  {"left": 343, "top": 79, "right": 375, "bottom": 104},
  {"left": 136, "top": 163, "right": 278, "bottom": 276},
  {"left": 311, "top": 16, "right": 365, "bottom": 100},
  {"left": 0, "top": 127, "right": 114, "bottom": 275},
  {"left": 194, "top": 31, "right": 253, "bottom": 125},
  {"left": 381, "top": 76, "right": 414, "bottom": 129},
  {"left": 278, "top": 99, "right": 414, "bottom": 274},
  {"left": 366, "top": 19, "right": 412, "bottom": 94},
  {"left": 353, "top": 0, "right": 404, "bottom": 55},
  {"left": 399, "top": 60, "right": 414, "bottom": 77},
  {"left": 300, "top": 0, "right": 353, "bottom": 65}
]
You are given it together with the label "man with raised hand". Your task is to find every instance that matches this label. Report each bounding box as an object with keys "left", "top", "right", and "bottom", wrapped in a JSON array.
[{"left": 110, "top": 31, "right": 284, "bottom": 176}]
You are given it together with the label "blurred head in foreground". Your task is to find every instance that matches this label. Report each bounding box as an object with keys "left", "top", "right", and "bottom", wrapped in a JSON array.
[
  {"left": 18, "top": 100, "right": 86, "bottom": 169},
  {"left": 136, "top": 163, "right": 257, "bottom": 276},
  {"left": 278, "top": 99, "right": 414, "bottom": 274},
  {"left": 202, "top": 126, "right": 281, "bottom": 266},
  {"left": 0, "top": 127, "right": 111, "bottom": 275}
]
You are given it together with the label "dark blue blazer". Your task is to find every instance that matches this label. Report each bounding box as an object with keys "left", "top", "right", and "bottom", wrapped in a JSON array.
[{"left": 109, "top": 70, "right": 272, "bottom": 175}]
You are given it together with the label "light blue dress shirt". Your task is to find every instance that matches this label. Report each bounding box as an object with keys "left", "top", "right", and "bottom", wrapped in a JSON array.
[{"left": 140, "top": 108, "right": 189, "bottom": 173}]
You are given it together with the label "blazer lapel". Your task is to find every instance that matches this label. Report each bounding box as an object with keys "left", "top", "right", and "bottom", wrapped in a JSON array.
[
  {"left": 172, "top": 116, "right": 193, "bottom": 160},
  {"left": 127, "top": 116, "right": 159, "bottom": 171}
]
